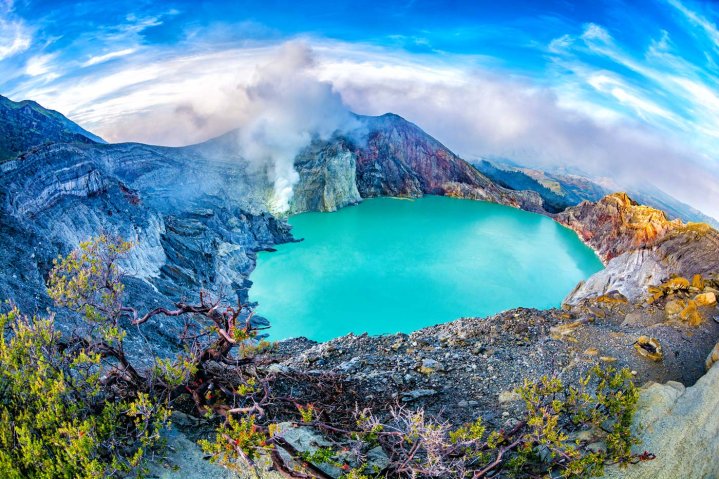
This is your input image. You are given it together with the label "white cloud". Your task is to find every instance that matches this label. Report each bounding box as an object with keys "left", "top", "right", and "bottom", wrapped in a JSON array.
[
  {"left": 24, "top": 53, "right": 56, "bottom": 77},
  {"left": 9, "top": 38, "right": 719, "bottom": 219},
  {"left": 581, "top": 23, "right": 612, "bottom": 43},
  {"left": 586, "top": 73, "right": 679, "bottom": 122},
  {"left": 548, "top": 33, "right": 573, "bottom": 53},
  {"left": 666, "top": 0, "right": 719, "bottom": 48},
  {"left": 82, "top": 48, "right": 137, "bottom": 67},
  {"left": 122, "top": 14, "right": 162, "bottom": 33},
  {"left": 0, "top": 15, "right": 30, "bottom": 60},
  {"left": 546, "top": 15, "right": 719, "bottom": 169}
]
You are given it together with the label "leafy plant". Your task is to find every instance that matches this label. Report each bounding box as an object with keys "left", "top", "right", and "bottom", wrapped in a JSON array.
[{"left": 0, "top": 307, "right": 169, "bottom": 478}]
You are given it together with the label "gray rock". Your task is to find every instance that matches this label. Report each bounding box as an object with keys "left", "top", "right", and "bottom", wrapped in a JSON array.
[
  {"left": 621, "top": 311, "right": 661, "bottom": 328},
  {"left": 365, "top": 446, "right": 390, "bottom": 472},
  {"left": 338, "top": 357, "right": 363, "bottom": 374},
  {"left": 401, "top": 388, "right": 438, "bottom": 402},
  {"left": 603, "top": 362, "right": 719, "bottom": 479},
  {"left": 565, "top": 250, "right": 668, "bottom": 304},
  {"left": 418, "top": 358, "right": 444, "bottom": 374},
  {"left": 145, "top": 428, "right": 245, "bottom": 479},
  {"left": 275, "top": 423, "right": 343, "bottom": 478}
]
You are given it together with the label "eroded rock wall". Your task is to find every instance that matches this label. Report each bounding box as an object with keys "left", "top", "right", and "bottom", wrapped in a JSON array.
[{"left": 559, "top": 193, "right": 719, "bottom": 303}]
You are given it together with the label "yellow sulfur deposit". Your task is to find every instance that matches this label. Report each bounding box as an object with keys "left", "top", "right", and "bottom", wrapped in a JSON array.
[{"left": 634, "top": 336, "right": 663, "bottom": 361}]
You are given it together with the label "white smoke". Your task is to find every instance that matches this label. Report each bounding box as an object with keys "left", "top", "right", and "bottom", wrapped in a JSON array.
[{"left": 233, "top": 42, "right": 356, "bottom": 213}]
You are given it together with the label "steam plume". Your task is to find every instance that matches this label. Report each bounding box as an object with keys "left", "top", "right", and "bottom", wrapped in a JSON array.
[{"left": 234, "top": 42, "right": 356, "bottom": 212}]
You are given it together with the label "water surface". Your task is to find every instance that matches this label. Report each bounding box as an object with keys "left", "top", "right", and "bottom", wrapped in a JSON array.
[{"left": 250, "top": 196, "right": 602, "bottom": 341}]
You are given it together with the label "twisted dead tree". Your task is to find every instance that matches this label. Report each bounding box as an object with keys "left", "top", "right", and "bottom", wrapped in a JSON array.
[{"left": 46, "top": 236, "right": 352, "bottom": 478}]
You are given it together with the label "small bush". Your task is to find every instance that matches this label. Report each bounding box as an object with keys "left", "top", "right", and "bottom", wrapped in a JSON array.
[{"left": 0, "top": 307, "right": 169, "bottom": 478}]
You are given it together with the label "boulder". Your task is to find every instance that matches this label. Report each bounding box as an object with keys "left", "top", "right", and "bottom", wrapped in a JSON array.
[
  {"left": 365, "top": 446, "right": 390, "bottom": 472},
  {"left": 401, "top": 388, "right": 438, "bottom": 402},
  {"left": 664, "top": 299, "right": 685, "bottom": 317},
  {"left": 146, "top": 428, "right": 267, "bottom": 479},
  {"left": 633, "top": 336, "right": 663, "bottom": 362},
  {"left": 692, "top": 274, "right": 705, "bottom": 289},
  {"left": 621, "top": 312, "right": 660, "bottom": 328},
  {"left": 604, "top": 362, "right": 719, "bottom": 479},
  {"left": 706, "top": 341, "right": 719, "bottom": 370},
  {"left": 694, "top": 292, "right": 716, "bottom": 307},
  {"left": 418, "top": 358, "right": 444, "bottom": 374},
  {"left": 498, "top": 390, "right": 521, "bottom": 403},
  {"left": 663, "top": 277, "right": 690, "bottom": 291},
  {"left": 275, "top": 423, "right": 344, "bottom": 478},
  {"left": 679, "top": 300, "right": 702, "bottom": 326}
]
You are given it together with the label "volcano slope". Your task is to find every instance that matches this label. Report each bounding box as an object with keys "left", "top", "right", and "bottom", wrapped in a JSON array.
[{"left": 1, "top": 96, "right": 718, "bottom": 477}]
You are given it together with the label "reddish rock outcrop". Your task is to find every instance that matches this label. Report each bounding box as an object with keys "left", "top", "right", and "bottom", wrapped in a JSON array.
[
  {"left": 555, "top": 192, "right": 681, "bottom": 262},
  {"left": 558, "top": 193, "right": 719, "bottom": 303},
  {"left": 352, "top": 114, "right": 545, "bottom": 212}
]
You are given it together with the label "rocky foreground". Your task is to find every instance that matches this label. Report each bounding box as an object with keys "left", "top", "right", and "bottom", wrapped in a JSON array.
[{"left": 143, "top": 195, "right": 719, "bottom": 479}]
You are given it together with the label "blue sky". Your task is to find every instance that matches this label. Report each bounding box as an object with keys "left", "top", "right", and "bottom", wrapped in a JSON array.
[{"left": 1, "top": 0, "right": 719, "bottom": 217}]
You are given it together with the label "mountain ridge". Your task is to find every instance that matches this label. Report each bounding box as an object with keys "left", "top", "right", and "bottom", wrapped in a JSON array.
[
  {"left": 474, "top": 157, "right": 719, "bottom": 228},
  {"left": 0, "top": 94, "right": 105, "bottom": 163}
]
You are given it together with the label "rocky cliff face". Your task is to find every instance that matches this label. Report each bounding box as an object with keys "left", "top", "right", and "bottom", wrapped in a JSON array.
[
  {"left": 605, "top": 361, "right": 719, "bottom": 479},
  {"left": 292, "top": 139, "right": 362, "bottom": 213},
  {"left": 0, "top": 142, "right": 294, "bottom": 354},
  {"left": 556, "top": 193, "right": 680, "bottom": 261},
  {"left": 557, "top": 193, "right": 719, "bottom": 303},
  {"left": 350, "top": 114, "right": 544, "bottom": 212},
  {"left": 0, "top": 101, "right": 542, "bottom": 350}
]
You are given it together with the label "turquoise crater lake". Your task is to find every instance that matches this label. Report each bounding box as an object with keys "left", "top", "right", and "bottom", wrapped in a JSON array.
[{"left": 250, "top": 196, "right": 603, "bottom": 342}]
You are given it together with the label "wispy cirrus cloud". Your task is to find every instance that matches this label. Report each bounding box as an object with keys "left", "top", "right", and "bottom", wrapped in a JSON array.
[
  {"left": 546, "top": 8, "right": 719, "bottom": 158},
  {"left": 666, "top": 0, "right": 719, "bottom": 48},
  {"left": 82, "top": 48, "right": 137, "bottom": 67},
  {"left": 24, "top": 53, "right": 56, "bottom": 77},
  {"left": 0, "top": 1, "right": 30, "bottom": 61}
]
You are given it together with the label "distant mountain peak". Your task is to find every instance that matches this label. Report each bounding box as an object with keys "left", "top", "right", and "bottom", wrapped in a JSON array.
[{"left": 0, "top": 94, "right": 105, "bottom": 163}]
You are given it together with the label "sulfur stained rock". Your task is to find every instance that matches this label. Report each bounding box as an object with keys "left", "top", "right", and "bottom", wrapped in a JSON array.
[
  {"left": 664, "top": 299, "right": 685, "bottom": 317},
  {"left": 417, "top": 358, "right": 444, "bottom": 375},
  {"left": 691, "top": 273, "right": 705, "bottom": 289},
  {"left": 679, "top": 300, "right": 703, "bottom": 326},
  {"left": 596, "top": 291, "right": 629, "bottom": 304},
  {"left": 663, "top": 276, "right": 690, "bottom": 291},
  {"left": 706, "top": 341, "right": 719, "bottom": 371},
  {"left": 549, "top": 320, "right": 584, "bottom": 339},
  {"left": 633, "top": 336, "right": 663, "bottom": 362},
  {"left": 498, "top": 390, "right": 521, "bottom": 403},
  {"left": 694, "top": 291, "right": 716, "bottom": 307}
]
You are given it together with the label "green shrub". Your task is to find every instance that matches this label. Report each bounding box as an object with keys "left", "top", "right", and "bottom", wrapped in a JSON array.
[{"left": 0, "top": 307, "right": 169, "bottom": 478}]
